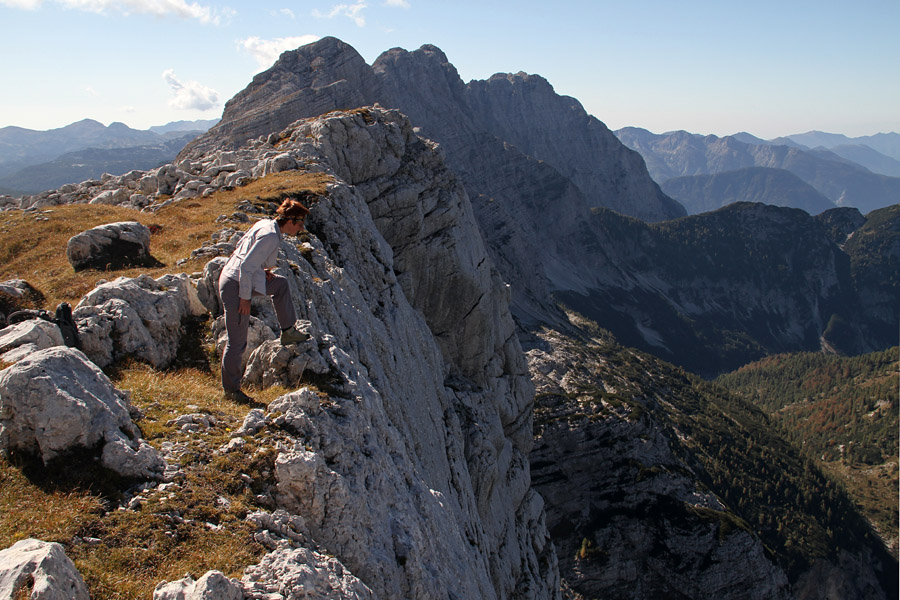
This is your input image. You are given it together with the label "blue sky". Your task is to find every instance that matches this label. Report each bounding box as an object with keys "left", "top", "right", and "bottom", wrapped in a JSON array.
[{"left": 1, "top": 0, "right": 897, "bottom": 139}]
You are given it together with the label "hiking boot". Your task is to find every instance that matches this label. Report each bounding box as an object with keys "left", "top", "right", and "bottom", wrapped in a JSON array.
[
  {"left": 224, "top": 389, "right": 255, "bottom": 404},
  {"left": 280, "top": 326, "right": 311, "bottom": 345}
]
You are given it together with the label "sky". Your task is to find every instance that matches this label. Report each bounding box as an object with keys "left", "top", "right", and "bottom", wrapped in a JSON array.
[{"left": 1, "top": 0, "right": 898, "bottom": 139}]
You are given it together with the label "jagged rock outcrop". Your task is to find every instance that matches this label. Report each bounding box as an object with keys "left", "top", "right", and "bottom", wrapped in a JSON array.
[
  {"left": 73, "top": 273, "right": 206, "bottom": 369},
  {"left": 0, "top": 538, "right": 90, "bottom": 600},
  {"left": 462, "top": 70, "right": 683, "bottom": 221},
  {"left": 241, "top": 547, "right": 377, "bottom": 600},
  {"left": 0, "top": 346, "right": 165, "bottom": 479},
  {"left": 66, "top": 220, "right": 152, "bottom": 271},
  {"left": 181, "top": 37, "right": 680, "bottom": 222}
]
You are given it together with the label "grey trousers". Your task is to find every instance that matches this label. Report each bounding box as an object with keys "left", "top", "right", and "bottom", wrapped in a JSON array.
[{"left": 218, "top": 274, "right": 296, "bottom": 392}]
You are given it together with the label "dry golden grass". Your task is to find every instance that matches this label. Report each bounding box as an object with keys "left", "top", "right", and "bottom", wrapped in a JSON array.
[
  {"left": 0, "top": 170, "right": 333, "bottom": 599},
  {"left": 0, "top": 360, "right": 296, "bottom": 600},
  {"left": 0, "top": 170, "right": 332, "bottom": 309}
]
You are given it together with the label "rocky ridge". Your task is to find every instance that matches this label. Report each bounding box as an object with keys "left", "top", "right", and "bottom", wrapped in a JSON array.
[
  {"left": 174, "top": 37, "right": 683, "bottom": 333},
  {"left": 0, "top": 107, "right": 559, "bottom": 599}
]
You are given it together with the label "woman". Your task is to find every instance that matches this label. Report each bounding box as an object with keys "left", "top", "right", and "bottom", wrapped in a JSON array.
[{"left": 218, "top": 197, "right": 310, "bottom": 403}]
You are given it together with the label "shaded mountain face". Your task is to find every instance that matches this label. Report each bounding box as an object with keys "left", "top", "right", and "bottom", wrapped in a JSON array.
[
  {"left": 529, "top": 326, "right": 897, "bottom": 600},
  {"left": 661, "top": 167, "right": 836, "bottom": 215},
  {"left": 814, "top": 206, "right": 867, "bottom": 245},
  {"left": 553, "top": 202, "right": 897, "bottom": 376},
  {"left": 840, "top": 205, "right": 900, "bottom": 351},
  {"left": 615, "top": 128, "right": 900, "bottom": 214}
]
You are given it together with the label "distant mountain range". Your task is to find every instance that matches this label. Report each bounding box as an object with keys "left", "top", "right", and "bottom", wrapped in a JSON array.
[
  {"left": 0, "top": 118, "right": 218, "bottom": 194},
  {"left": 660, "top": 167, "right": 835, "bottom": 215},
  {"left": 615, "top": 128, "right": 900, "bottom": 215}
]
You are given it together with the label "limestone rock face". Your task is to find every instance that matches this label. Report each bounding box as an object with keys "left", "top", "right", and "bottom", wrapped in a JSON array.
[
  {"left": 0, "top": 538, "right": 90, "bottom": 600},
  {"left": 0, "top": 346, "right": 164, "bottom": 478},
  {"left": 73, "top": 273, "right": 204, "bottom": 369},
  {"left": 66, "top": 220, "right": 152, "bottom": 271},
  {"left": 174, "top": 37, "right": 682, "bottom": 334}
]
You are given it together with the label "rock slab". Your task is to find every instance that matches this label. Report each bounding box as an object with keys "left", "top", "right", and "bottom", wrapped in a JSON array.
[{"left": 0, "top": 538, "right": 90, "bottom": 600}]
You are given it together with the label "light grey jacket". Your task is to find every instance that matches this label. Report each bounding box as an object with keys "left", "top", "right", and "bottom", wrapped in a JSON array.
[{"left": 220, "top": 219, "right": 283, "bottom": 300}]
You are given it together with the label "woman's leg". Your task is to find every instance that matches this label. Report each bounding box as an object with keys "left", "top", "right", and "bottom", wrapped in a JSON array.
[{"left": 218, "top": 277, "right": 250, "bottom": 392}]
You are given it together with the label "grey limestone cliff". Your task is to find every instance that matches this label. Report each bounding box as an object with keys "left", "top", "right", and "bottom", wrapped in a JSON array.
[{"left": 226, "top": 107, "right": 559, "bottom": 598}]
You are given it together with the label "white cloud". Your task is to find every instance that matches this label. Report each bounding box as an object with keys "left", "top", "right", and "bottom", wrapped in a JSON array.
[
  {"left": 0, "top": 0, "right": 42, "bottom": 8},
  {"left": 383, "top": 0, "right": 409, "bottom": 7},
  {"left": 312, "top": 2, "right": 367, "bottom": 27},
  {"left": 1, "top": 0, "right": 232, "bottom": 24},
  {"left": 83, "top": 85, "right": 100, "bottom": 97},
  {"left": 162, "top": 69, "right": 220, "bottom": 111},
  {"left": 239, "top": 35, "right": 320, "bottom": 70},
  {"left": 273, "top": 7, "right": 294, "bottom": 19}
]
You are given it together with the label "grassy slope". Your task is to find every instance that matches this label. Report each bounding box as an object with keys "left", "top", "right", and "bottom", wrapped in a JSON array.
[{"left": 0, "top": 171, "right": 330, "bottom": 599}]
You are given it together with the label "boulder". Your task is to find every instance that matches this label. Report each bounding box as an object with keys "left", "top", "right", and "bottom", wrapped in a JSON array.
[
  {"left": 240, "top": 332, "right": 329, "bottom": 390},
  {"left": 74, "top": 274, "right": 201, "bottom": 369},
  {"left": 0, "top": 319, "right": 64, "bottom": 363},
  {"left": 0, "top": 538, "right": 90, "bottom": 600},
  {"left": 153, "top": 570, "right": 244, "bottom": 600},
  {"left": 242, "top": 547, "right": 376, "bottom": 600},
  {"left": 156, "top": 273, "right": 208, "bottom": 318},
  {"left": 212, "top": 315, "right": 277, "bottom": 376},
  {"left": 66, "top": 221, "right": 152, "bottom": 271},
  {"left": 0, "top": 346, "right": 165, "bottom": 479}
]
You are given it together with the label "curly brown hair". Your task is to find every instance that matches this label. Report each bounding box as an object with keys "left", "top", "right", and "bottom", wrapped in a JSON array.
[{"left": 274, "top": 197, "right": 310, "bottom": 226}]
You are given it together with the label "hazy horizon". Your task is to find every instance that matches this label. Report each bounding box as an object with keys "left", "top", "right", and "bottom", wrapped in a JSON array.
[{"left": 1, "top": 0, "right": 898, "bottom": 140}]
